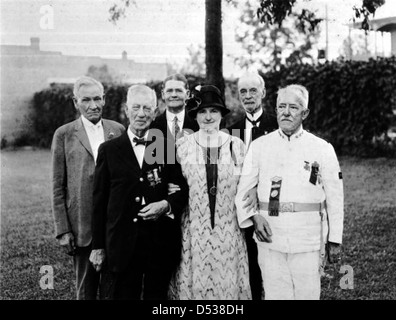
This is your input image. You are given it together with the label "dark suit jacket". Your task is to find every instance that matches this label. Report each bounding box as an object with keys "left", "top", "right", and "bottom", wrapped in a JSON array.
[
  {"left": 91, "top": 131, "right": 188, "bottom": 273},
  {"left": 150, "top": 110, "right": 199, "bottom": 140},
  {"left": 51, "top": 117, "right": 125, "bottom": 247},
  {"left": 227, "top": 110, "right": 278, "bottom": 143}
]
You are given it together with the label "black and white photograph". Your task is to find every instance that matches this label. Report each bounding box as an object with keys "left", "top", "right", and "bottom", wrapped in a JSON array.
[{"left": 1, "top": 0, "right": 395, "bottom": 306}]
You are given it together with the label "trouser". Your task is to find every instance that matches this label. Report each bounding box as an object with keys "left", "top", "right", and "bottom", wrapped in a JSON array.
[
  {"left": 73, "top": 245, "right": 100, "bottom": 300},
  {"left": 100, "top": 220, "right": 175, "bottom": 300},
  {"left": 257, "top": 247, "right": 321, "bottom": 300},
  {"left": 244, "top": 226, "right": 264, "bottom": 300}
]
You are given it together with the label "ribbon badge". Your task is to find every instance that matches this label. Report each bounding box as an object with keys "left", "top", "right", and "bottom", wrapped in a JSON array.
[
  {"left": 268, "top": 176, "right": 282, "bottom": 216},
  {"left": 146, "top": 170, "right": 156, "bottom": 187},
  {"left": 152, "top": 168, "right": 162, "bottom": 185},
  {"left": 304, "top": 161, "right": 310, "bottom": 171},
  {"left": 146, "top": 167, "right": 162, "bottom": 187},
  {"left": 309, "top": 161, "right": 320, "bottom": 185}
]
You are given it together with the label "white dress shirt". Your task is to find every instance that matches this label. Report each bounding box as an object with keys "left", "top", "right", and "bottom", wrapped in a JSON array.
[
  {"left": 245, "top": 108, "right": 263, "bottom": 145},
  {"left": 166, "top": 109, "right": 185, "bottom": 137},
  {"left": 81, "top": 115, "right": 105, "bottom": 163},
  {"left": 127, "top": 128, "right": 149, "bottom": 168}
]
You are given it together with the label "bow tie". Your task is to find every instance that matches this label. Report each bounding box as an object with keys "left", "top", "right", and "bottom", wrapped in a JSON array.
[
  {"left": 133, "top": 137, "right": 147, "bottom": 146},
  {"left": 246, "top": 117, "right": 259, "bottom": 127}
]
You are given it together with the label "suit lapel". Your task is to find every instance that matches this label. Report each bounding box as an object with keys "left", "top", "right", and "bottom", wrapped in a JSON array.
[
  {"left": 141, "top": 131, "right": 164, "bottom": 172},
  {"left": 115, "top": 132, "right": 141, "bottom": 175},
  {"left": 157, "top": 113, "right": 169, "bottom": 136},
  {"left": 183, "top": 112, "right": 198, "bottom": 131},
  {"left": 258, "top": 113, "right": 270, "bottom": 136},
  {"left": 103, "top": 120, "right": 116, "bottom": 141},
  {"left": 74, "top": 118, "right": 94, "bottom": 159}
]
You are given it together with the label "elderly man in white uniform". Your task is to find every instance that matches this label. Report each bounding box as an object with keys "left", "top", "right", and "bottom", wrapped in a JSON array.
[{"left": 235, "top": 84, "right": 344, "bottom": 300}]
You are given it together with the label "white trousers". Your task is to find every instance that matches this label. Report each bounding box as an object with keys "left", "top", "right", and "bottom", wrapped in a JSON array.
[{"left": 257, "top": 247, "right": 321, "bottom": 300}]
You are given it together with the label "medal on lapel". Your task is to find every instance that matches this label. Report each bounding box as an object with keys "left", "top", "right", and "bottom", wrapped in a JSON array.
[
  {"left": 153, "top": 168, "right": 162, "bottom": 185},
  {"left": 309, "top": 161, "right": 319, "bottom": 185},
  {"left": 268, "top": 176, "right": 282, "bottom": 216},
  {"left": 146, "top": 170, "right": 155, "bottom": 187}
]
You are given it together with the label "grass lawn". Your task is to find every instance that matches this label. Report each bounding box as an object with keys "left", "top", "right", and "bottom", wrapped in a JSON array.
[{"left": 1, "top": 149, "right": 395, "bottom": 300}]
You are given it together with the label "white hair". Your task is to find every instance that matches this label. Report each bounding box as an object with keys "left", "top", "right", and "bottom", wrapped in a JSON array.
[
  {"left": 277, "top": 84, "right": 309, "bottom": 110},
  {"left": 126, "top": 84, "right": 157, "bottom": 109},
  {"left": 237, "top": 72, "right": 266, "bottom": 93},
  {"left": 73, "top": 76, "right": 104, "bottom": 97}
]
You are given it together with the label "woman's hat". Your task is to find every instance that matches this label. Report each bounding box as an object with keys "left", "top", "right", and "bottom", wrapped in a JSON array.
[{"left": 186, "top": 85, "right": 230, "bottom": 118}]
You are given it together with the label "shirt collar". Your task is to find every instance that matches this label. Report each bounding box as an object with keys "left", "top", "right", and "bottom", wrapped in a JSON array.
[
  {"left": 166, "top": 109, "right": 185, "bottom": 122},
  {"left": 81, "top": 115, "right": 103, "bottom": 130},
  {"left": 127, "top": 128, "right": 149, "bottom": 146},
  {"left": 278, "top": 125, "right": 304, "bottom": 140},
  {"left": 246, "top": 108, "right": 263, "bottom": 122}
]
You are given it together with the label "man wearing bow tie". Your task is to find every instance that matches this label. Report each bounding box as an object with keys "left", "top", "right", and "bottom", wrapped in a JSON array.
[
  {"left": 89, "top": 84, "right": 188, "bottom": 300},
  {"left": 51, "top": 76, "right": 125, "bottom": 299},
  {"left": 227, "top": 72, "right": 278, "bottom": 300}
]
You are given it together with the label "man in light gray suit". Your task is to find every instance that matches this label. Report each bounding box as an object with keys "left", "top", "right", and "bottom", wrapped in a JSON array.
[{"left": 51, "top": 76, "right": 125, "bottom": 299}]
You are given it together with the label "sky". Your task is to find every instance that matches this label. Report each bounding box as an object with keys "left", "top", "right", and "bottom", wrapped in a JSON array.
[{"left": 1, "top": 0, "right": 395, "bottom": 77}]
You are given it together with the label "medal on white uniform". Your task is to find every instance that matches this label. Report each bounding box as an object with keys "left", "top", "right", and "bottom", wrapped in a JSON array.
[
  {"left": 309, "top": 161, "right": 319, "bottom": 185},
  {"left": 269, "top": 176, "right": 282, "bottom": 216}
]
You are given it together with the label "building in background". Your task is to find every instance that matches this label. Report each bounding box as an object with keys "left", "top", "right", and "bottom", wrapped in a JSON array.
[
  {"left": 347, "top": 16, "right": 396, "bottom": 60},
  {"left": 0, "top": 37, "right": 168, "bottom": 145}
]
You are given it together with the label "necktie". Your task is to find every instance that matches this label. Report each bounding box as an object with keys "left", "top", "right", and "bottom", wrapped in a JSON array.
[
  {"left": 133, "top": 137, "right": 147, "bottom": 146},
  {"left": 246, "top": 117, "right": 260, "bottom": 142},
  {"left": 173, "top": 117, "right": 180, "bottom": 139}
]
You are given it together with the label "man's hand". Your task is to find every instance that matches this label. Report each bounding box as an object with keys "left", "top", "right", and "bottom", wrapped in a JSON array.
[
  {"left": 138, "top": 200, "right": 169, "bottom": 221},
  {"left": 242, "top": 187, "right": 258, "bottom": 213},
  {"left": 168, "top": 183, "right": 181, "bottom": 195},
  {"left": 327, "top": 242, "right": 342, "bottom": 264},
  {"left": 58, "top": 232, "right": 76, "bottom": 255},
  {"left": 89, "top": 249, "right": 105, "bottom": 272},
  {"left": 252, "top": 215, "right": 272, "bottom": 243}
]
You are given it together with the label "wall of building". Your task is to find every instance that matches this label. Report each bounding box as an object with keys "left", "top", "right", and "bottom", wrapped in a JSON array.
[{"left": 0, "top": 38, "right": 168, "bottom": 145}]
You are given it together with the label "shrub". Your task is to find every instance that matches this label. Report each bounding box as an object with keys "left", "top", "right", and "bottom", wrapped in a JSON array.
[
  {"left": 261, "top": 57, "right": 396, "bottom": 157},
  {"left": 31, "top": 57, "right": 396, "bottom": 156}
]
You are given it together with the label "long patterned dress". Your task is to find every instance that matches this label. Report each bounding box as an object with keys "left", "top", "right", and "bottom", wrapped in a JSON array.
[{"left": 169, "top": 133, "right": 251, "bottom": 300}]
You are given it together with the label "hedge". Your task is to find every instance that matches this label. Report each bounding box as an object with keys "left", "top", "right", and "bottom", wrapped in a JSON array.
[
  {"left": 32, "top": 57, "right": 396, "bottom": 156},
  {"left": 260, "top": 57, "right": 396, "bottom": 156}
]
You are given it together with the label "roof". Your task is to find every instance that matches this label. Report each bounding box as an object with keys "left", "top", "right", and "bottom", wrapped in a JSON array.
[{"left": 350, "top": 16, "right": 396, "bottom": 32}]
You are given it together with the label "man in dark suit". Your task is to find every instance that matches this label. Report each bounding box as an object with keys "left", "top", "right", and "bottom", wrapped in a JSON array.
[
  {"left": 228, "top": 72, "right": 278, "bottom": 300},
  {"left": 150, "top": 73, "right": 199, "bottom": 140},
  {"left": 89, "top": 84, "right": 188, "bottom": 300},
  {"left": 51, "top": 76, "right": 125, "bottom": 300},
  {"left": 228, "top": 73, "right": 278, "bottom": 148}
]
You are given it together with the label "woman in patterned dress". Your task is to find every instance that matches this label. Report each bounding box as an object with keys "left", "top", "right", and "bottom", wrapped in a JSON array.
[{"left": 168, "top": 85, "right": 252, "bottom": 300}]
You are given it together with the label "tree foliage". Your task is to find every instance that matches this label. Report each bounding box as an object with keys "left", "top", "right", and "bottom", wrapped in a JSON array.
[
  {"left": 257, "top": 0, "right": 384, "bottom": 32},
  {"left": 234, "top": 1, "right": 320, "bottom": 71}
]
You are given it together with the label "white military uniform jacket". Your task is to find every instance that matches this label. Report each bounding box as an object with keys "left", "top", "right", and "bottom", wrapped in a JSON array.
[{"left": 235, "top": 127, "right": 344, "bottom": 254}]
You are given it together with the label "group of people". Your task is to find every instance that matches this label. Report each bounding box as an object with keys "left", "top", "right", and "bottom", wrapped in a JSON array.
[{"left": 51, "top": 72, "right": 344, "bottom": 300}]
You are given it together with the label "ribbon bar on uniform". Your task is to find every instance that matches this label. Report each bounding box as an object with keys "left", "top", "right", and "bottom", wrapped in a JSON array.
[{"left": 259, "top": 201, "right": 325, "bottom": 213}]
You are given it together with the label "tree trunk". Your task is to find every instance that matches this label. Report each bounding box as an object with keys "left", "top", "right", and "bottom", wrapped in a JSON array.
[{"left": 205, "top": 0, "right": 225, "bottom": 95}]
